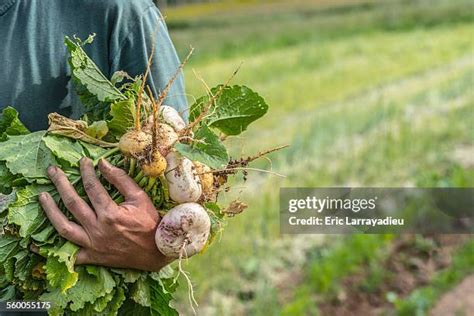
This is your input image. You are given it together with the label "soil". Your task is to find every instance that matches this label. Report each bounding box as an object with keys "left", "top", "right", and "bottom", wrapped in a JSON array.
[
  {"left": 317, "top": 235, "right": 470, "bottom": 316},
  {"left": 430, "top": 274, "right": 474, "bottom": 316}
]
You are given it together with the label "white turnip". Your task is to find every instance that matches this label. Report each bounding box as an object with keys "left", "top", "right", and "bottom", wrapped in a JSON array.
[
  {"left": 156, "top": 123, "right": 178, "bottom": 149},
  {"left": 142, "top": 119, "right": 178, "bottom": 151},
  {"left": 165, "top": 152, "right": 202, "bottom": 203},
  {"left": 155, "top": 202, "right": 211, "bottom": 258},
  {"left": 159, "top": 105, "right": 186, "bottom": 132},
  {"left": 141, "top": 150, "right": 167, "bottom": 177},
  {"left": 194, "top": 161, "right": 215, "bottom": 199},
  {"left": 118, "top": 130, "right": 152, "bottom": 157}
]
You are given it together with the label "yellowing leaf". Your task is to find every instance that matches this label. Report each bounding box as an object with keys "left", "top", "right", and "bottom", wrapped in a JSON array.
[
  {"left": 48, "top": 113, "right": 117, "bottom": 147},
  {"left": 41, "top": 242, "right": 80, "bottom": 293}
]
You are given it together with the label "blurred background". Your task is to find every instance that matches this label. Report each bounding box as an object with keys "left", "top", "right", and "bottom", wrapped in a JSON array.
[{"left": 160, "top": 0, "right": 473, "bottom": 315}]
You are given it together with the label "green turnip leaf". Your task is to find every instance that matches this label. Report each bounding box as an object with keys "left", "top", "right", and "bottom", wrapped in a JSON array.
[
  {"left": 112, "top": 268, "right": 142, "bottom": 283},
  {"left": 0, "top": 106, "right": 29, "bottom": 140},
  {"left": 41, "top": 242, "right": 80, "bottom": 293},
  {"left": 0, "top": 235, "right": 20, "bottom": 264},
  {"left": 175, "top": 125, "right": 229, "bottom": 169},
  {"left": 65, "top": 35, "right": 126, "bottom": 121},
  {"left": 0, "top": 189, "right": 16, "bottom": 214},
  {"left": 0, "top": 165, "right": 16, "bottom": 194},
  {"left": 85, "top": 120, "right": 109, "bottom": 139},
  {"left": 118, "top": 298, "right": 152, "bottom": 315},
  {"left": 150, "top": 278, "right": 178, "bottom": 316},
  {"left": 189, "top": 85, "right": 268, "bottom": 136},
  {"left": 65, "top": 266, "right": 115, "bottom": 311},
  {"left": 8, "top": 184, "right": 55, "bottom": 237},
  {"left": 0, "top": 285, "right": 16, "bottom": 301},
  {"left": 0, "top": 131, "right": 56, "bottom": 181},
  {"left": 108, "top": 99, "right": 136, "bottom": 137},
  {"left": 43, "top": 135, "right": 85, "bottom": 167},
  {"left": 131, "top": 276, "right": 151, "bottom": 307},
  {"left": 100, "top": 286, "right": 126, "bottom": 315}
]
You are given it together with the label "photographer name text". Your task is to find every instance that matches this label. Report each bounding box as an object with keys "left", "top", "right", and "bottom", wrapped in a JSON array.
[{"left": 288, "top": 216, "right": 404, "bottom": 226}]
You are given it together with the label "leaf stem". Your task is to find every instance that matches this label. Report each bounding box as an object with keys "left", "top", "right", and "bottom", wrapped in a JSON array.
[
  {"left": 92, "top": 147, "right": 120, "bottom": 165},
  {"left": 134, "top": 170, "right": 144, "bottom": 183},
  {"left": 128, "top": 158, "right": 136, "bottom": 176},
  {"left": 145, "top": 178, "right": 157, "bottom": 192},
  {"left": 159, "top": 175, "right": 169, "bottom": 202},
  {"left": 138, "top": 176, "right": 148, "bottom": 188}
]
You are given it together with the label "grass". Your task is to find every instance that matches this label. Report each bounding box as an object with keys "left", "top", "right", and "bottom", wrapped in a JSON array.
[
  {"left": 167, "top": 0, "right": 473, "bottom": 64},
  {"left": 165, "top": 0, "right": 474, "bottom": 314},
  {"left": 280, "top": 234, "right": 393, "bottom": 316}
]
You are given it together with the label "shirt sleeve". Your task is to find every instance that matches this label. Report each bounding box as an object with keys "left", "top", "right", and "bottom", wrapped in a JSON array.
[{"left": 110, "top": 5, "right": 189, "bottom": 121}]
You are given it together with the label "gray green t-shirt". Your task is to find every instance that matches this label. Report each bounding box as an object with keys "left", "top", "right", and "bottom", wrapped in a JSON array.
[{"left": 0, "top": 0, "right": 187, "bottom": 131}]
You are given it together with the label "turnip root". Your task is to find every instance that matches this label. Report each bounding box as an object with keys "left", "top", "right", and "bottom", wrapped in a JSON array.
[
  {"left": 194, "top": 161, "right": 215, "bottom": 199},
  {"left": 155, "top": 203, "right": 211, "bottom": 258},
  {"left": 142, "top": 119, "right": 178, "bottom": 149},
  {"left": 141, "top": 150, "right": 167, "bottom": 177},
  {"left": 160, "top": 105, "right": 186, "bottom": 132},
  {"left": 118, "top": 130, "right": 152, "bottom": 157},
  {"left": 165, "top": 151, "right": 202, "bottom": 203},
  {"left": 156, "top": 123, "right": 178, "bottom": 149}
]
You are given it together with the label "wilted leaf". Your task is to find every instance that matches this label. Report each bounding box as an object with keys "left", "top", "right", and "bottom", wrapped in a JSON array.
[
  {"left": 222, "top": 200, "right": 248, "bottom": 217},
  {"left": 13, "top": 250, "right": 39, "bottom": 282},
  {"left": 86, "top": 121, "right": 109, "bottom": 139},
  {"left": 203, "top": 202, "right": 224, "bottom": 247},
  {"left": 48, "top": 113, "right": 116, "bottom": 147},
  {"left": 110, "top": 71, "right": 131, "bottom": 86}
]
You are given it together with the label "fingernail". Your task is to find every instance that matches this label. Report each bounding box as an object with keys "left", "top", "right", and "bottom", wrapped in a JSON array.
[
  {"left": 47, "top": 166, "right": 57, "bottom": 176},
  {"left": 99, "top": 158, "right": 111, "bottom": 169},
  {"left": 80, "top": 157, "right": 91, "bottom": 164},
  {"left": 38, "top": 192, "right": 47, "bottom": 202}
]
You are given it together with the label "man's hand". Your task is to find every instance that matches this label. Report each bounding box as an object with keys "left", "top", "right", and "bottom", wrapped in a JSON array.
[{"left": 39, "top": 157, "right": 172, "bottom": 272}]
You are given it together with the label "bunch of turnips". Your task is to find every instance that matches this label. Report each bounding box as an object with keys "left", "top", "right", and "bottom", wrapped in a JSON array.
[{"left": 0, "top": 35, "right": 284, "bottom": 315}]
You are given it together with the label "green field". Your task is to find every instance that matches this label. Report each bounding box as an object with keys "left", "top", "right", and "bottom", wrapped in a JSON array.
[{"left": 166, "top": 0, "right": 474, "bottom": 314}]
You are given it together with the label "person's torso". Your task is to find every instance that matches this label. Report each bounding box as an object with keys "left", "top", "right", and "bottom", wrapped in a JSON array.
[{"left": 0, "top": 0, "right": 152, "bottom": 131}]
